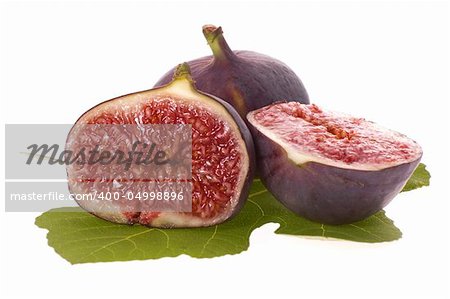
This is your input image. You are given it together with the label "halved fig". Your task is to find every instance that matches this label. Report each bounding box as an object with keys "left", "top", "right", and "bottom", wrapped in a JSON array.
[
  {"left": 66, "top": 63, "right": 255, "bottom": 228},
  {"left": 155, "top": 25, "right": 309, "bottom": 119},
  {"left": 247, "top": 102, "right": 422, "bottom": 224}
]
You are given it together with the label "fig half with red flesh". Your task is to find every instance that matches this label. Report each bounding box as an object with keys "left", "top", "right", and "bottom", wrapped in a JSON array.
[
  {"left": 66, "top": 63, "right": 255, "bottom": 228},
  {"left": 247, "top": 102, "right": 422, "bottom": 224},
  {"left": 155, "top": 25, "right": 309, "bottom": 119}
]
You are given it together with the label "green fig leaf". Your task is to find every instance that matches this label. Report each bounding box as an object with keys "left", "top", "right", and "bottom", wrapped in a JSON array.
[
  {"left": 402, "top": 163, "right": 430, "bottom": 192},
  {"left": 35, "top": 163, "right": 429, "bottom": 264}
]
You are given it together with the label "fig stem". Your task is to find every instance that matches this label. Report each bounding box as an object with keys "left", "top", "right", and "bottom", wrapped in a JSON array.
[
  {"left": 172, "top": 63, "right": 195, "bottom": 84},
  {"left": 202, "top": 24, "right": 236, "bottom": 62}
]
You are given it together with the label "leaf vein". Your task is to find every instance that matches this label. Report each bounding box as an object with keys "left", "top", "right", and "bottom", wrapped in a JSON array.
[
  {"left": 200, "top": 225, "right": 218, "bottom": 257},
  {"left": 76, "top": 229, "right": 154, "bottom": 263}
]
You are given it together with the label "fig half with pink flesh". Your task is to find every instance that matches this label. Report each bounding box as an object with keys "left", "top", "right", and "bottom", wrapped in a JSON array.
[
  {"left": 155, "top": 25, "right": 309, "bottom": 119},
  {"left": 66, "top": 63, "right": 255, "bottom": 228},
  {"left": 247, "top": 102, "right": 422, "bottom": 224}
]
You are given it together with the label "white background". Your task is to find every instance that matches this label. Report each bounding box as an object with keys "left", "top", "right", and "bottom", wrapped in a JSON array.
[{"left": 1, "top": 1, "right": 449, "bottom": 298}]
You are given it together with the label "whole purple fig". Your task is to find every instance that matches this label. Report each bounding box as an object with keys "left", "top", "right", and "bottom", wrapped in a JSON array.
[{"left": 155, "top": 25, "right": 309, "bottom": 119}]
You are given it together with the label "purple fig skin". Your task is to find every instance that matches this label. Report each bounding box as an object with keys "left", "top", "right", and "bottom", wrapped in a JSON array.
[
  {"left": 154, "top": 25, "right": 309, "bottom": 119},
  {"left": 248, "top": 122, "right": 422, "bottom": 225}
]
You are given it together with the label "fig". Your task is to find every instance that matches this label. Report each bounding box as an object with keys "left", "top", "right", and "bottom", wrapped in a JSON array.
[
  {"left": 155, "top": 25, "right": 309, "bottom": 119},
  {"left": 66, "top": 63, "right": 255, "bottom": 228},
  {"left": 247, "top": 102, "right": 422, "bottom": 224}
]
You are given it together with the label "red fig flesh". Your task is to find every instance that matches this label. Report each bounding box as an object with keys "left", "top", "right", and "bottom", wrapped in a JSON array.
[
  {"left": 155, "top": 25, "right": 309, "bottom": 119},
  {"left": 66, "top": 63, "right": 255, "bottom": 228},
  {"left": 247, "top": 102, "right": 422, "bottom": 224}
]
